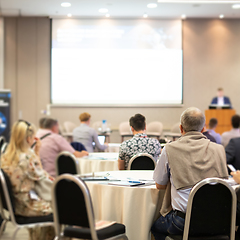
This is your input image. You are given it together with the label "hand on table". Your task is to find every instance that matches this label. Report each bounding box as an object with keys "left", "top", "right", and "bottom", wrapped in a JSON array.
[{"left": 231, "top": 170, "right": 240, "bottom": 184}]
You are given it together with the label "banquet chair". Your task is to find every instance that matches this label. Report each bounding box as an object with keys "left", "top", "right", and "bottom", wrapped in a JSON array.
[
  {"left": 165, "top": 178, "right": 236, "bottom": 240},
  {"left": 52, "top": 174, "right": 128, "bottom": 240},
  {"left": 0, "top": 169, "right": 53, "bottom": 240},
  {"left": 1, "top": 142, "right": 8, "bottom": 154},
  {"left": 119, "top": 121, "right": 133, "bottom": 142},
  {"left": 127, "top": 153, "right": 156, "bottom": 170},
  {"left": 63, "top": 121, "right": 77, "bottom": 133},
  {"left": 0, "top": 136, "right": 5, "bottom": 153},
  {"left": 146, "top": 121, "right": 163, "bottom": 140},
  {"left": 55, "top": 151, "right": 80, "bottom": 176}
]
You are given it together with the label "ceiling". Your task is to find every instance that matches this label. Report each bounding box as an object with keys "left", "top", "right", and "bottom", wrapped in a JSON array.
[{"left": 1, "top": 0, "right": 240, "bottom": 19}]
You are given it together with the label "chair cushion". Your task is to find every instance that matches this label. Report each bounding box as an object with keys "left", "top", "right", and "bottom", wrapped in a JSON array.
[
  {"left": 64, "top": 223, "right": 125, "bottom": 239},
  {"left": 166, "top": 235, "right": 229, "bottom": 240},
  {"left": 15, "top": 213, "right": 53, "bottom": 224}
]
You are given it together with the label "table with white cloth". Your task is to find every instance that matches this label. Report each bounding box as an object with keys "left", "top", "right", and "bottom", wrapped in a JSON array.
[
  {"left": 85, "top": 170, "right": 165, "bottom": 240},
  {"left": 77, "top": 152, "right": 119, "bottom": 174}
]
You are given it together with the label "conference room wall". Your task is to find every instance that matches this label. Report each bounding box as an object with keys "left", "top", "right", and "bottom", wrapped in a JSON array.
[{"left": 3, "top": 17, "right": 240, "bottom": 142}]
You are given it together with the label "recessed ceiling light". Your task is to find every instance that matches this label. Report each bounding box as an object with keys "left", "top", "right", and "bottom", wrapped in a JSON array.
[
  {"left": 181, "top": 14, "right": 186, "bottom": 19},
  {"left": 105, "top": 13, "right": 110, "bottom": 17},
  {"left": 232, "top": 4, "right": 240, "bottom": 9},
  {"left": 67, "top": 13, "right": 72, "bottom": 17},
  {"left": 61, "top": 2, "right": 71, "bottom": 7},
  {"left": 147, "top": 3, "right": 157, "bottom": 8},
  {"left": 219, "top": 14, "right": 224, "bottom": 19},
  {"left": 99, "top": 8, "right": 108, "bottom": 13},
  {"left": 143, "top": 13, "right": 148, "bottom": 18}
]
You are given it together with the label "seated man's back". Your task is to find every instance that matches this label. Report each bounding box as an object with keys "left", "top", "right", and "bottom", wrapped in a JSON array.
[
  {"left": 151, "top": 107, "right": 228, "bottom": 240},
  {"left": 119, "top": 133, "right": 161, "bottom": 169},
  {"left": 36, "top": 128, "right": 75, "bottom": 177},
  {"left": 118, "top": 114, "right": 161, "bottom": 170}
]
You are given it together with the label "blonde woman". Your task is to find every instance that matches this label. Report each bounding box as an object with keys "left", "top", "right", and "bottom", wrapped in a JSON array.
[{"left": 1, "top": 120, "right": 55, "bottom": 240}]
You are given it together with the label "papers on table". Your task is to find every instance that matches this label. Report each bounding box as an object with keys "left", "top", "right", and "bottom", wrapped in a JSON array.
[{"left": 108, "top": 181, "right": 145, "bottom": 187}]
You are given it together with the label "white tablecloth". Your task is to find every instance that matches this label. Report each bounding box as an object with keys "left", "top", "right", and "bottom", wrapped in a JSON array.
[
  {"left": 86, "top": 170, "right": 165, "bottom": 240},
  {"left": 77, "top": 152, "right": 119, "bottom": 174}
]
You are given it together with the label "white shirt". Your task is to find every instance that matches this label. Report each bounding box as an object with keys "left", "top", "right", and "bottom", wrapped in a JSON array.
[{"left": 217, "top": 97, "right": 224, "bottom": 106}]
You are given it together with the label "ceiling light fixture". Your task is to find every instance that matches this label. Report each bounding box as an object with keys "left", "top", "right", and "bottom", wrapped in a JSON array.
[
  {"left": 61, "top": 2, "right": 71, "bottom": 7},
  {"left": 219, "top": 14, "right": 224, "bottom": 18},
  {"left": 99, "top": 8, "right": 108, "bottom": 13},
  {"left": 143, "top": 13, "right": 148, "bottom": 18},
  {"left": 105, "top": 13, "right": 110, "bottom": 17},
  {"left": 158, "top": 0, "right": 240, "bottom": 3},
  {"left": 232, "top": 4, "right": 240, "bottom": 9},
  {"left": 147, "top": 3, "right": 158, "bottom": 8},
  {"left": 67, "top": 13, "right": 72, "bottom": 17},
  {"left": 181, "top": 14, "right": 187, "bottom": 19}
]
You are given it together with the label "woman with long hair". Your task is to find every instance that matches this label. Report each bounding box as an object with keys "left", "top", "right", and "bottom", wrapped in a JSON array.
[{"left": 1, "top": 120, "right": 55, "bottom": 240}]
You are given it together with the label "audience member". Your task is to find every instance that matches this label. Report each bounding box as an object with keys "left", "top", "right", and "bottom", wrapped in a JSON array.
[
  {"left": 222, "top": 114, "right": 240, "bottom": 147},
  {"left": 118, "top": 113, "right": 161, "bottom": 170},
  {"left": 72, "top": 112, "right": 108, "bottom": 152},
  {"left": 151, "top": 107, "right": 228, "bottom": 240},
  {"left": 36, "top": 118, "right": 88, "bottom": 177},
  {"left": 39, "top": 117, "right": 47, "bottom": 129},
  {"left": 211, "top": 87, "right": 232, "bottom": 108},
  {"left": 1, "top": 120, "right": 55, "bottom": 240},
  {"left": 225, "top": 137, "right": 240, "bottom": 171},
  {"left": 202, "top": 125, "right": 216, "bottom": 143},
  {"left": 208, "top": 118, "right": 221, "bottom": 144}
]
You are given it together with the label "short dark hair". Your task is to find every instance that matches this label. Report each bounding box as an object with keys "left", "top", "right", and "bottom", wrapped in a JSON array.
[
  {"left": 232, "top": 115, "right": 240, "bottom": 128},
  {"left": 39, "top": 117, "right": 47, "bottom": 128},
  {"left": 209, "top": 118, "right": 218, "bottom": 129},
  {"left": 129, "top": 114, "right": 146, "bottom": 131},
  {"left": 43, "top": 118, "right": 58, "bottom": 129}
]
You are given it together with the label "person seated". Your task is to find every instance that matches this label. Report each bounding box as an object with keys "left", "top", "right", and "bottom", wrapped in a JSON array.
[
  {"left": 225, "top": 137, "right": 240, "bottom": 171},
  {"left": 211, "top": 87, "right": 232, "bottom": 108},
  {"left": 222, "top": 114, "right": 240, "bottom": 147},
  {"left": 1, "top": 120, "right": 55, "bottom": 240},
  {"left": 207, "top": 118, "right": 221, "bottom": 144},
  {"left": 202, "top": 125, "right": 216, "bottom": 143},
  {"left": 118, "top": 113, "right": 161, "bottom": 170},
  {"left": 151, "top": 107, "right": 228, "bottom": 240},
  {"left": 36, "top": 118, "right": 88, "bottom": 177},
  {"left": 72, "top": 112, "right": 108, "bottom": 153}
]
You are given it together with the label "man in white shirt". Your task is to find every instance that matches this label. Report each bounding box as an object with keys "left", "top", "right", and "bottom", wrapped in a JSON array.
[
  {"left": 211, "top": 88, "right": 232, "bottom": 108},
  {"left": 222, "top": 114, "right": 240, "bottom": 147}
]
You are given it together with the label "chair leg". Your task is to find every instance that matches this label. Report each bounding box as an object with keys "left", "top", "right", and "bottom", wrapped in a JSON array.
[
  {"left": 11, "top": 227, "right": 21, "bottom": 240},
  {"left": 0, "top": 219, "right": 7, "bottom": 236}
]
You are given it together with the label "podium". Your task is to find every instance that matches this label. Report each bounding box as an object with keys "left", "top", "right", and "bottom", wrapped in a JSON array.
[{"left": 205, "top": 109, "right": 236, "bottom": 134}]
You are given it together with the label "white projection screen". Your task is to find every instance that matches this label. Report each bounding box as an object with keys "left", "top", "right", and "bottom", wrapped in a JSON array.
[{"left": 51, "top": 19, "right": 183, "bottom": 106}]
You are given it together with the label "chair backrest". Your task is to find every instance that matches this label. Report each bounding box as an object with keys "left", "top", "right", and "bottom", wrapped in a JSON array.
[
  {"left": 91, "top": 121, "right": 102, "bottom": 131},
  {"left": 52, "top": 174, "right": 98, "bottom": 239},
  {"left": 128, "top": 153, "right": 156, "bottom": 170},
  {"left": 183, "top": 178, "right": 236, "bottom": 240},
  {"left": 146, "top": 121, "right": 163, "bottom": 135},
  {"left": 71, "top": 142, "right": 86, "bottom": 151},
  {"left": 0, "top": 136, "right": 5, "bottom": 152},
  {"left": 0, "top": 169, "right": 17, "bottom": 224},
  {"left": 63, "top": 121, "right": 77, "bottom": 133},
  {"left": 55, "top": 151, "right": 80, "bottom": 176},
  {"left": 171, "top": 122, "right": 181, "bottom": 133},
  {"left": 119, "top": 122, "right": 131, "bottom": 135},
  {"left": 1, "top": 142, "right": 8, "bottom": 154}
]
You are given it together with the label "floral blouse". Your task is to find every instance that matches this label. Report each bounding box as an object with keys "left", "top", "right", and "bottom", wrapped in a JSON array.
[{"left": 2, "top": 149, "right": 53, "bottom": 217}]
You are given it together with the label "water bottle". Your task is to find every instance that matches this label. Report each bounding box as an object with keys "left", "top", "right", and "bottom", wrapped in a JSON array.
[{"left": 102, "top": 120, "right": 107, "bottom": 132}]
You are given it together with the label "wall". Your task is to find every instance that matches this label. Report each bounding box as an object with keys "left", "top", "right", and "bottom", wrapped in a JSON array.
[
  {"left": 0, "top": 18, "right": 4, "bottom": 88},
  {"left": 4, "top": 18, "right": 240, "bottom": 142}
]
